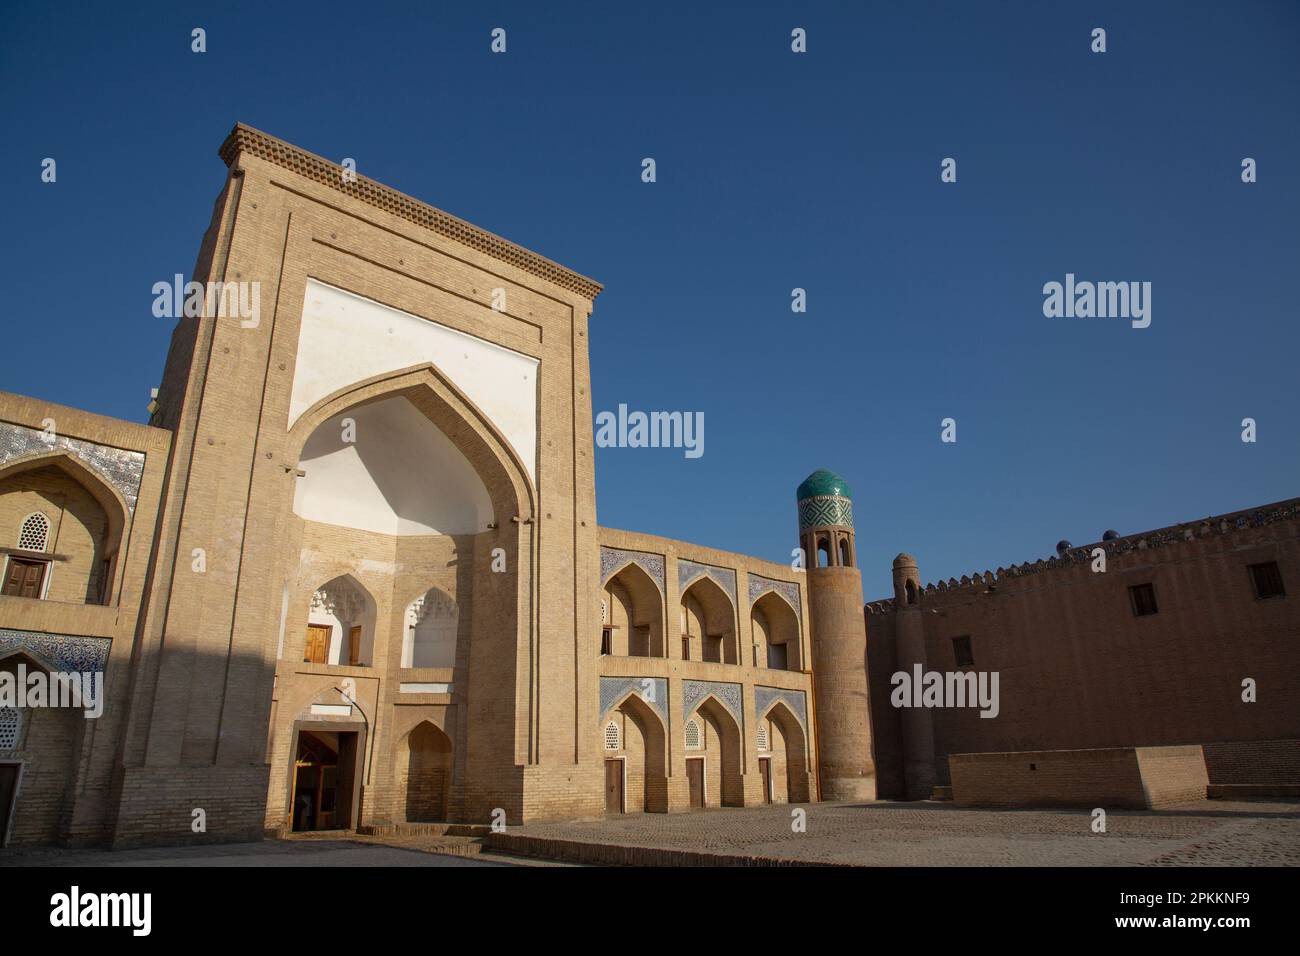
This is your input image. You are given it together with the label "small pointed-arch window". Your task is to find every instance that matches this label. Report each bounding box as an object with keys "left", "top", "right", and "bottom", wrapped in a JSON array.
[
  {"left": 18, "top": 512, "right": 50, "bottom": 552},
  {"left": 604, "top": 720, "right": 621, "bottom": 751},
  {"left": 684, "top": 718, "right": 702, "bottom": 750},
  {"left": 0, "top": 705, "right": 21, "bottom": 751}
]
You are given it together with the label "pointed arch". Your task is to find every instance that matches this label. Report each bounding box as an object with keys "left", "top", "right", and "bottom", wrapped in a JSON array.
[
  {"left": 758, "top": 699, "right": 810, "bottom": 803},
  {"left": 0, "top": 451, "right": 130, "bottom": 605},
  {"left": 0, "top": 450, "right": 130, "bottom": 549},
  {"left": 305, "top": 573, "right": 378, "bottom": 666},
  {"left": 603, "top": 561, "right": 665, "bottom": 658},
  {"left": 285, "top": 363, "right": 535, "bottom": 525},
  {"left": 282, "top": 361, "right": 543, "bottom": 764},
  {"left": 404, "top": 720, "right": 453, "bottom": 822},
  {"left": 403, "top": 586, "right": 459, "bottom": 668},
  {"left": 0, "top": 647, "right": 56, "bottom": 675},
  {"left": 688, "top": 694, "right": 744, "bottom": 807},
  {"left": 680, "top": 575, "right": 738, "bottom": 665},
  {"left": 601, "top": 690, "right": 668, "bottom": 813},
  {"left": 751, "top": 590, "right": 801, "bottom": 671}
]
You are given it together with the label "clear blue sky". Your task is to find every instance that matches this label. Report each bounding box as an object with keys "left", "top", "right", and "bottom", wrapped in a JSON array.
[{"left": 2, "top": 1, "right": 1296, "bottom": 599}]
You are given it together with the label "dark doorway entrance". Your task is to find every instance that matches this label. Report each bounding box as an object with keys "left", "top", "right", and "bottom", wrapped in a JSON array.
[
  {"left": 686, "top": 758, "right": 705, "bottom": 808},
  {"left": 759, "top": 757, "right": 772, "bottom": 804},
  {"left": 291, "top": 730, "right": 359, "bottom": 831},
  {"left": 604, "top": 759, "right": 624, "bottom": 814},
  {"left": 0, "top": 764, "right": 18, "bottom": 845}
]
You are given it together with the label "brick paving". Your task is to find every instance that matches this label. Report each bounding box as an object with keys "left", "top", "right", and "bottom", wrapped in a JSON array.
[
  {"left": 490, "top": 799, "right": 1300, "bottom": 866},
  {"left": 3, "top": 799, "right": 1295, "bottom": 867},
  {"left": 0, "top": 838, "right": 534, "bottom": 867}
]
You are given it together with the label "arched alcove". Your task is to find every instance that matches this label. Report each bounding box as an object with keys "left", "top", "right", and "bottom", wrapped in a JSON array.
[
  {"left": 603, "top": 562, "right": 664, "bottom": 658},
  {"left": 689, "top": 696, "right": 744, "bottom": 807},
  {"left": 600, "top": 693, "right": 667, "bottom": 813},
  {"left": 403, "top": 587, "right": 458, "bottom": 668},
  {"left": 305, "top": 574, "right": 377, "bottom": 666},
  {"left": 293, "top": 395, "right": 493, "bottom": 536},
  {"left": 751, "top": 591, "right": 801, "bottom": 670},
  {"left": 404, "top": 721, "right": 453, "bottom": 822},
  {"left": 760, "top": 701, "right": 810, "bottom": 803},
  {"left": 0, "top": 454, "right": 127, "bottom": 605},
  {"left": 680, "top": 576, "right": 737, "bottom": 664}
]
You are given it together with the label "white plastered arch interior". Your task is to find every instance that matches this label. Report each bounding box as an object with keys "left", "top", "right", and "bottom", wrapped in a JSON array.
[
  {"left": 293, "top": 395, "right": 493, "bottom": 535},
  {"left": 403, "top": 588, "right": 459, "bottom": 668},
  {"left": 290, "top": 279, "right": 538, "bottom": 483}
]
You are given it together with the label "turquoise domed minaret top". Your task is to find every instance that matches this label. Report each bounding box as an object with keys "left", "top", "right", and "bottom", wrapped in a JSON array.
[
  {"left": 796, "top": 469, "right": 854, "bottom": 531},
  {"left": 796, "top": 469, "right": 852, "bottom": 502}
]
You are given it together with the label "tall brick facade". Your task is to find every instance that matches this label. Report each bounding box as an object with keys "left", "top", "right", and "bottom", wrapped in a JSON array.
[{"left": 0, "top": 125, "right": 1294, "bottom": 847}]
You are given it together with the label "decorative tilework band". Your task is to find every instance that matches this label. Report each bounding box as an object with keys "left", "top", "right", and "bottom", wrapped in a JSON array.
[
  {"left": 599, "top": 676, "right": 668, "bottom": 723},
  {"left": 600, "top": 547, "right": 666, "bottom": 595},
  {"left": 681, "top": 679, "right": 743, "bottom": 725},
  {"left": 747, "top": 574, "right": 801, "bottom": 613},
  {"left": 677, "top": 560, "right": 737, "bottom": 605},
  {"left": 0, "top": 422, "right": 146, "bottom": 515},
  {"left": 0, "top": 629, "right": 111, "bottom": 673},
  {"left": 797, "top": 494, "right": 853, "bottom": 531},
  {"left": 755, "top": 686, "right": 808, "bottom": 730}
]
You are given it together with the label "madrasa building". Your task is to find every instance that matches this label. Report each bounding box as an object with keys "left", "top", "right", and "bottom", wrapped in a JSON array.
[{"left": 0, "top": 125, "right": 1295, "bottom": 847}]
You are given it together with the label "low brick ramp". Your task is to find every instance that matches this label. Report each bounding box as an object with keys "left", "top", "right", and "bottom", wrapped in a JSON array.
[{"left": 483, "top": 832, "right": 845, "bottom": 867}]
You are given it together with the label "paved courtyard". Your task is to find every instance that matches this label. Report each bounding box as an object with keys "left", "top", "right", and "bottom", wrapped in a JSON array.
[
  {"left": 3, "top": 799, "right": 1296, "bottom": 866},
  {"left": 492, "top": 798, "right": 1300, "bottom": 866},
  {"left": 0, "top": 837, "right": 538, "bottom": 867}
]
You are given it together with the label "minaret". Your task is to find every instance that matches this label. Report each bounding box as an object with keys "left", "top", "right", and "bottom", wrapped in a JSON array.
[
  {"left": 797, "top": 469, "right": 876, "bottom": 801},
  {"left": 892, "top": 553, "right": 936, "bottom": 799}
]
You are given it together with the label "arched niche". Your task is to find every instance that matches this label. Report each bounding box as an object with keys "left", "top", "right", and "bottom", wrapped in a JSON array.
[
  {"left": 689, "top": 695, "right": 744, "bottom": 807},
  {"left": 751, "top": 590, "right": 801, "bottom": 671},
  {"left": 600, "top": 692, "right": 668, "bottom": 813},
  {"left": 305, "top": 574, "right": 378, "bottom": 666},
  {"left": 403, "top": 587, "right": 459, "bottom": 668},
  {"left": 293, "top": 395, "right": 492, "bottom": 536},
  {"left": 680, "top": 575, "right": 737, "bottom": 664},
  {"left": 0, "top": 453, "right": 129, "bottom": 605},
  {"left": 759, "top": 700, "right": 810, "bottom": 803},
  {"left": 602, "top": 562, "right": 664, "bottom": 658}
]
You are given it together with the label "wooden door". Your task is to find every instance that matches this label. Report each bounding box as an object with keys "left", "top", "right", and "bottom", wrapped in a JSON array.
[
  {"left": 348, "top": 626, "right": 362, "bottom": 666},
  {"left": 2, "top": 559, "right": 46, "bottom": 599},
  {"left": 604, "top": 759, "right": 623, "bottom": 813},
  {"left": 687, "top": 758, "right": 704, "bottom": 808},
  {"left": 304, "top": 624, "right": 331, "bottom": 664},
  {"left": 0, "top": 765, "right": 18, "bottom": 846},
  {"left": 759, "top": 757, "right": 772, "bottom": 804}
]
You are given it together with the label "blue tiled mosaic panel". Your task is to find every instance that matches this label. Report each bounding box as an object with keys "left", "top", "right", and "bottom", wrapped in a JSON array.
[
  {"left": 681, "top": 679, "right": 743, "bottom": 724},
  {"left": 599, "top": 676, "right": 668, "bottom": 722},
  {"left": 747, "top": 574, "right": 801, "bottom": 613},
  {"left": 0, "top": 629, "right": 111, "bottom": 673},
  {"left": 755, "top": 686, "right": 807, "bottom": 730},
  {"left": 0, "top": 422, "right": 146, "bottom": 514},
  {"left": 599, "top": 547, "right": 666, "bottom": 594},
  {"left": 677, "top": 560, "right": 737, "bottom": 605}
]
